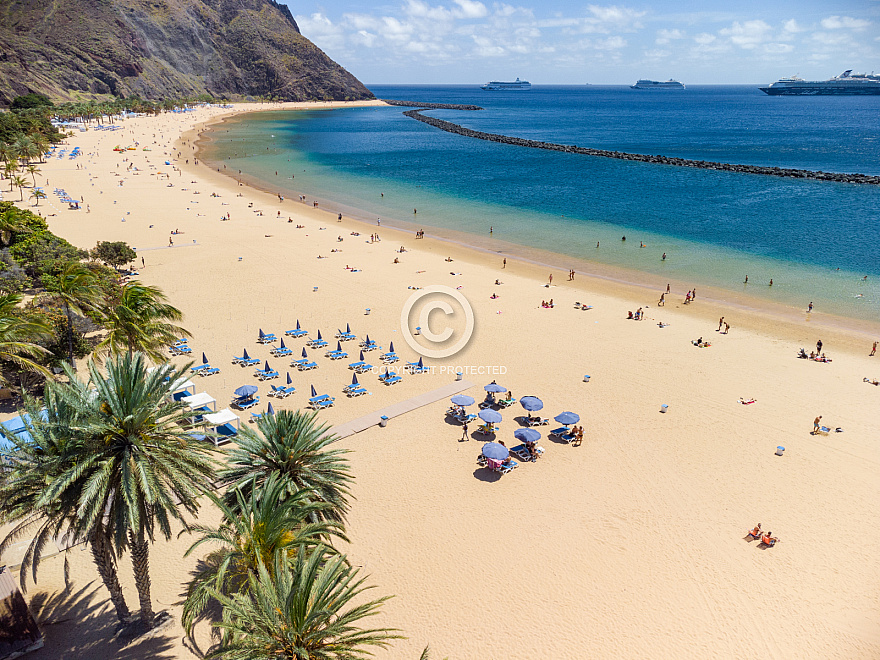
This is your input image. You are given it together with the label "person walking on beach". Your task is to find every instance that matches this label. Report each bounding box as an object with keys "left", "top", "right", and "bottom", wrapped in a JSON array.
[
  {"left": 871, "top": 341, "right": 877, "bottom": 356},
  {"left": 502, "top": 258, "right": 506, "bottom": 269},
  {"left": 718, "top": 317, "right": 725, "bottom": 331},
  {"left": 816, "top": 339, "right": 823, "bottom": 354},
  {"left": 662, "top": 252, "right": 666, "bottom": 260},
  {"left": 461, "top": 422, "right": 469, "bottom": 442},
  {"left": 724, "top": 322, "right": 730, "bottom": 334},
  {"left": 813, "top": 415, "right": 822, "bottom": 434},
  {"left": 744, "top": 275, "right": 748, "bottom": 284},
  {"left": 658, "top": 293, "right": 665, "bottom": 306},
  {"left": 489, "top": 226, "right": 493, "bottom": 235},
  {"left": 548, "top": 274, "right": 553, "bottom": 285},
  {"left": 808, "top": 302, "right": 813, "bottom": 313},
  {"left": 666, "top": 283, "right": 671, "bottom": 294}
]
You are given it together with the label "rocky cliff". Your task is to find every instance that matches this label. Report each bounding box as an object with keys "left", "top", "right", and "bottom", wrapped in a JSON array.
[{"left": 0, "top": 0, "right": 372, "bottom": 105}]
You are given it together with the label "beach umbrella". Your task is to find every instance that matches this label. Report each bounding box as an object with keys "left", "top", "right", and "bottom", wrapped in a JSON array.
[
  {"left": 451, "top": 394, "right": 475, "bottom": 406},
  {"left": 234, "top": 385, "right": 258, "bottom": 398},
  {"left": 202, "top": 352, "right": 208, "bottom": 364},
  {"left": 336, "top": 341, "right": 342, "bottom": 352},
  {"left": 302, "top": 348, "right": 308, "bottom": 358},
  {"left": 264, "top": 360, "right": 271, "bottom": 372},
  {"left": 259, "top": 328, "right": 265, "bottom": 339},
  {"left": 351, "top": 373, "right": 359, "bottom": 386},
  {"left": 554, "top": 411, "right": 580, "bottom": 425},
  {"left": 389, "top": 341, "right": 395, "bottom": 353},
  {"left": 267, "top": 402, "right": 275, "bottom": 416},
  {"left": 365, "top": 334, "right": 371, "bottom": 344},
  {"left": 287, "top": 372, "right": 293, "bottom": 385},
  {"left": 280, "top": 338, "right": 286, "bottom": 349},
  {"left": 484, "top": 382, "right": 507, "bottom": 393},
  {"left": 482, "top": 442, "right": 509, "bottom": 461},
  {"left": 359, "top": 350, "right": 365, "bottom": 361},
  {"left": 310, "top": 384, "right": 317, "bottom": 397},
  {"left": 479, "top": 409, "right": 503, "bottom": 424},
  {"left": 317, "top": 329, "right": 323, "bottom": 340},
  {"left": 242, "top": 348, "right": 251, "bottom": 360},
  {"left": 418, "top": 357, "right": 424, "bottom": 368},
  {"left": 296, "top": 319, "right": 301, "bottom": 330},
  {"left": 514, "top": 428, "right": 541, "bottom": 443},
  {"left": 346, "top": 323, "right": 351, "bottom": 333},
  {"left": 520, "top": 396, "right": 543, "bottom": 412}
]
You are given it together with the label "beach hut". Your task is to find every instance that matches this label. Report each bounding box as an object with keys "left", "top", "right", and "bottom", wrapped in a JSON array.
[
  {"left": 203, "top": 409, "right": 240, "bottom": 445},
  {"left": 0, "top": 566, "right": 43, "bottom": 657}
]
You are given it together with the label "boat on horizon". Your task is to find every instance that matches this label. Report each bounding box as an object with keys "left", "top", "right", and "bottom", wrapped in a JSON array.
[
  {"left": 481, "top": 78, "right": 531, "bottom": 91},
  {"left": 630, "top": 79, "right": 685, "bottom": 90},
  {"left": 760, "top": 70, "right": 880, "bottom": 95}
]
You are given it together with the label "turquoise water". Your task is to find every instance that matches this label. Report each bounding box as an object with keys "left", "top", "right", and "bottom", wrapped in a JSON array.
[{"left": 201, "top": 85, "right": 880, "bottom": 321}]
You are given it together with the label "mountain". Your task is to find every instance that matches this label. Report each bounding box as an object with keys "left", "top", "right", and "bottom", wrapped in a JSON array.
[{"left": 0, "top": 0, "right": 373, "bottom": 105}]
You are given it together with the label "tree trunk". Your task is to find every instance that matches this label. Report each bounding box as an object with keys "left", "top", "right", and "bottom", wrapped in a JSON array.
[
  {"left": 64, "top": 305, "right": 76, "bottom": 370},
  {"left": 89, "top": 531, "right": 130, "bottom": 623},
  {"left": 129, "top": 531, "right": 154, "bottom": 627}
]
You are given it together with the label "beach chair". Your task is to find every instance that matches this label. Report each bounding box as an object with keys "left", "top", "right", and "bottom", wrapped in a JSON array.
[
  {"left": 346, "top": 386, "right": 369, "bottom": 397},
  {"left": 172, "top": 338, "right": 188, "bottom": 347},
  {"left": 232, "top": 353, "right": 248, "bottom": 364},
  {"left": 240, "top": 356, "right": 260, "bottom": 367},
  {"left": 257, "top": 333, "right": 277, "bottom": 344},
  {"left": 496, "top": 397, "right": 517, "bottom": 408},
  {"left": 527, "top": 417, "right": 549, "bottom": 427},
  {"left": 258, "top": 370, "right": 279, "bottom": 381},
  {"left": 380, "top": 352, "right": 399, "bottom": 364},
  {"left": 297, "top": 361, "right": 318, "bottom": 371},
  {"left": 171, "top": 345, "right": 193, "bottom": 355},
  {"left": 233, "top": 396, "right": 260, "bottom": 410},
  {"left": 291, "top": 357, "right": 310, "bottom": 368},
  {"left": 326, "top": 350, "right": 349, "bottom": 360},
  {"left": 353, "top": 362, "right": 373, "bottom": 374},
  {"left": 338, "top": 332, "right": 357, "bottom": 342},
  {"left": 271, "top": 346, "right": 293, "bottom": 357},
  {"left": 380, "top": 372, "right": 402, "bottom": 386},
  {"left": 361, "top": 342, "right": 381, "bottom": 352},
  {"left": 549, "top": 426, "right": 570, "bottom": 437},
  {"left": 250, "top": 412, "right": 263, "bottom": 423},
  {"left": 285, "top": 327, "right": 308, "bottom": 338},
  {"left": 476, "top": 424, "right": 496, "bottom": 435},
  {"left": 278, "top": 385, "right": 295, "bottom": 397},
  {"left": 191, "top": 364, "right": 211, "bottom": 373},
  {"left": 406, "top": 361, "right": 429, "bottom": 374},
  {"left": 199, "top": 367, "right": 220, "bottom": 377},
  {"left": 498, "top": 459, "right": 519, "bottom": 474},
  {"left": 307, "top": 339, "right": 328, "bottom": 350},
  {"left": 268, "top": 385, "right": 286, "bottom": 397},
  {"left": 348, "top": 360, "right": 366, "bottom": 371}
]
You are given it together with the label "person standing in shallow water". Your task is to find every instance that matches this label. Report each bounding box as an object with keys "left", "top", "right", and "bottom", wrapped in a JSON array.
[{"left": 808, "top": 302, "right": 813, "bottom": 313}]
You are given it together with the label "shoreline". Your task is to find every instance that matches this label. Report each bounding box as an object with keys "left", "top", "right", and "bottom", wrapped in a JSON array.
[{"left": 191, "top": 108, "right": 880, "bottom": 355}]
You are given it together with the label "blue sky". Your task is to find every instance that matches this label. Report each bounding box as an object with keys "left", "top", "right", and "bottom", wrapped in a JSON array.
[{"left": 287, "top": 0, "right": 880, "bottom": 84}]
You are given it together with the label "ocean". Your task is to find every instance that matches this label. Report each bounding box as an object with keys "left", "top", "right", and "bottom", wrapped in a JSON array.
[{"left": 200, "top": 85, "right": 880, "bottom": 321}]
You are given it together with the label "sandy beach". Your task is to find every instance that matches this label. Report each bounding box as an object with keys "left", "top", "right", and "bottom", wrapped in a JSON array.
[{"left": 3, "top": 101, "right": 879, "bottom": 659}]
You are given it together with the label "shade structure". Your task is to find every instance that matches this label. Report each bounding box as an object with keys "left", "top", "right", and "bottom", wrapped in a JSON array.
[
  {"left": 287, "top": 372, "right": 293, "bottom": 385},
  {"left": 234, "top": 384, "right": 258, "bottom": 398},
  {"left": 302, "top": 348, "right": 308, "bottom": 358},
  {"left": 336, "top": 341, "right": 342, "bottom": 352},
  {"left": 311, "top": 384, "right": 317, "bottom": 397},
  {"left": 484, "top": 382, "right": 507, "bottom": 393},
  {"left": 351, "top": 372, "right": 359, "bottom": 385},
  {"left": 479, "top": 409, "right": 503, "bottom": 423},
  {"left": 365, "top": 334, "right": 371, "bottom": 343},
  {"left": 451, "top": 394, "right": 475, "bottom": 406},
  {"left": 418, "top": 357, "right": 424, "bottom": 368},
  {"left": 259, "top": 328, "right": 265, "bottom": 338},
  {"left": 242, "top": 348, "right": 251, "bottom": 360},
  {"left": 280, "top": 338, "right": 286, "bottom": 349},
  {"left": 182, "top": 392, "right": 216, "bottom": 411},
  {"left": 267, "top": 402, "right": 275, "bottom": 415},
  {"left": 264, "top": 360, "right": 271, "bottom": 371},
  {"left": 554, "top": 411, "right": 580, "bottom": 425},
  {"left": 389, "top": 341, "right": 395, "bottom": 352},
  {"left": 359, "top": 350, "right": 365, "bottom": 360},
  {"left": 514, "top": 428, "right": 541, "bottom": 443},
  {"left": 317, "top": 329, "right": 323, "bottom": 340},
  {"left": 346, "top": 323, "right": 351, "bottom": 333},
  {"left": 520, "top": 396, "right": 543, "bottom": 411},
  {"left": 296, "top": 319, "right": 301, "bottom": 329},
  {"left": 204, "top": 408, "right": 239, "bottom": 427},
  {"left": 482, "top": 442, "right": 509, "bottom": 460},
  {"left": 202, "top": 352, "right": 208, "bottom": 364}
]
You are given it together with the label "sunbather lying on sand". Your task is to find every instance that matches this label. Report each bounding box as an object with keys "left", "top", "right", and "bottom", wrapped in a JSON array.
[
  {"left": 739, "top": 397, "right": 756, "bottom": 404},
  {"left": 864, "top": 378, "right": 879, "bottom": 386}
]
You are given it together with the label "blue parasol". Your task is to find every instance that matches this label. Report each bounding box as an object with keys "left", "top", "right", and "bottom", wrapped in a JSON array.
[
  {"left": 296, "top": 319, "right": 301, "bottom": 330},
  {"left": 280, "top": 338, "right": 286, "bottom": 349},
  {"left": 359, "top": 350, "right": 365, "bottom": 361},
  {"left": 351, "top": 372, "right": 359, "bottom": 385},
  {"left": 317, "top": 329, "right": 323, "bottom": 340},
  {"left": 484, "top": 382, "right": 507, "bottom": 393},
  {"left": 336, "top": 341, "right": 342, "bottom": 352},
  {"left": 264, "top": 360, "right": 271, "bottom": 371},
  {"left": 365, "top": 334, "right": 371, "bottom": 344},
  {"left": 479, "top": 409, "right": 503, "bottom": 423},
  {"left": 286, "top": 372, "right": 292, "bottom": 385},
  {"left": 267, "top": 402, "right": 275, "bottom": 416},
  {"left": 418, "top": 357, "right": 424, "bottom": 368},
  {"left": 311, "top": 384, "right": 317, "bottom": 397},
  {"left": 520, "top": 396, "right": 543, "bottom": 411},
  {"left": 346, "top": 323, "right": 351, "bottom": 333},
  {"left": 234, "top": 384, "right": 258, "bottom": 398},
  {"left": 259, "top": 328, "right": 265, "bottom": 338},
  {"left": 202, "top": 352, "right": 208, "bottom": 364},
  {"left": 482, "top": 442, "right": 509, "bottom": 461},
  {"left": 554, "top": 411, "right": 580, "bottom": 425},
  {"left": 389, "top": 341, "right": 395, "bottom": 353},
  {"left": 242, "top": 348, "right": 250, "bottom": 360},
  {"left": 451, "top": 394, "right": 475, "bottom": 406},
  {"left": 514, "top": 428, "right": 541, "bottom": 443},
  {"left": 302, "top": 348, "right": 308, "bottom": 358}
]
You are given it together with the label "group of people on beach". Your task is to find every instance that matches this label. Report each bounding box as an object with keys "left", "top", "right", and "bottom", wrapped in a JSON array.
[{"left": 747, "top": 524, "right": 778, "bottom": 547}]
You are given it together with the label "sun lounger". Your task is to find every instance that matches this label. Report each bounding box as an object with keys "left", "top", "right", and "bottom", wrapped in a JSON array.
[
  {"left": 338, "top": 333, "right": 357, "bottom": 342},
  {"left": 232, "top": 353, "right": 248, "bottom": 364},
  {"left": 348, "top": 361, "right": 366, "bottom": 371},
  {"left": 297, "top": 361, "right": 318, "bottom": 371},
  {"left": 550, "top": 426, "right": 570, "bottom": 437},
  {"left": 239, "top": 357, "right": 260, "bottom": 367},
  {"left": 346, "top": 386, "right": 369, "bottom": 397},
  {"left": 381, "top": 374, "right": 402, "bottom": 385},
  {"left": 526, "top": 417, "right": 549, "bottom": 427},
  {"left": 326, "top": 350, "right": 349, "bottom": 360},
  {"left": 199, "top": 367, "right": 220, "bottom": 377},
  {"left": 250, "top": 412, "right": 263, "bottom": 422},
  {"left": 233, "top": 396, "right": 260, "bottom": 410},
  {"left": 271, "top": 347, "right": 293, "bottom": 357},
  {"left": 172, "top": 338, "right": 188, "bottom": 346},
  {"left": 380, "top": 352, "right": 399, "bottom": 364},
  {"left": 285, "top": 328, "right": 308, "bottom": 338},
  {"left": 361, "top": 343, "right": 381, "bottom": 352},
  {"left": 171, "top": 345, "right": 192, "bottom": 355},
  {"left": 191, "top": 364, "right": 211, "bottom": 373},
  {"left": 291, "top": 358, "right": 310, "bottom": 367},
  {"left": 496, "top": 397, "right": 517, "bottom": 408},
  {"left": 406, "top": 362, "right": 429, "bottom": 374},
  {"left": 353, "top": 362, "right": 373, "bottom": 373},
  {"left": 560, "top": 433, "right": 577, "bottom": 444},
  {"left": 498, "top": 459, "right": 519, "bottom": 474},
  {"left": 306, "top": 337, "right": 327, "bottom": 348},
  {"left": 269, "top": 384, "right": 294, "bottom": 397},
  {"left": 312, "top": 399, "right": 334, "bottom": 410},
  {"left": 257, "top": 334, "right": 277, "bottom": 344},
  {"left": 476, "top": 424, "right": 497, "bottom": 435},
  {"left": 257, "top": 370, "right": 279, "bottom": 381},
  {"left": 511, "top": 444, "right": 543, "bottom": 461}
]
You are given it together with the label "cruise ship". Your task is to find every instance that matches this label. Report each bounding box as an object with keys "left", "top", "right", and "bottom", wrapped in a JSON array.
[
  {"left": 630, "top": 79, "right": 685, "bottom": 89},
  {"left": 481, "top": 78, "right": 531, "bottom": 91},
  {"left": 760, "top": 70, "right": 880, "bottom": 95}
]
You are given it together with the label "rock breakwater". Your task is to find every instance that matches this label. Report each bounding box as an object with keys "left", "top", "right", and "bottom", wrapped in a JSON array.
[{"left": 383, "top": 101, "right": 880, "bottom": 186}]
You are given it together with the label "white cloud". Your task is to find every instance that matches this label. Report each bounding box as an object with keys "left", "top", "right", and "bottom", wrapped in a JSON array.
[
  {"left": 820, "top": 16, "right": 870, "bottom": 30},
  {"left": 719, "top": 20, "right": 772, "bottom": 49},
  {"left": 453, "top": 0, "right": 488, "bottom": 19},
  {"left": 655, "top": 28, "right": 684, "bottom": 45}
]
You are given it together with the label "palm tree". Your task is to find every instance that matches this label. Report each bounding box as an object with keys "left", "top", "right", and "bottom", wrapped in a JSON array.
[
  {"left": 0, "top": 381, "right": 132, "bottom": 622},
  {"left": 96, "top": 282, "right": 190, "bottom": 362},
  {"left": 207, "top": 550, "right": 402, "bottom": 660},
  {"left": 48, "top": 354, "right": 218, "bottom": 627},
  {"left": 181, "top": 476, "right": 346, "bottom": 633},
  {"left": 11, "top": 175, "right": 28, "bottom": 201},
  {"left": 3, "top": 162, "right": 18, "bottom": 189},
  {"left": 25, "top": 164, "right": 40, "bottom": 186},
  {"left": 39, "top": 262, "right": 102, "bottom": 370},
  {"left": 0, "top": 143, "right": 17, "bottom": 167},
  {"left": 29, "top": 189, "right": 46, "bottom": 207},
  {"left": 0, "top": 207, "right": 31, "bottom": 246},
  {"left": 0, "top": 293, "right": 52, "bottom": 385},
  {"left": 218, "top": 410, "right": 353, "bottom": 523}
]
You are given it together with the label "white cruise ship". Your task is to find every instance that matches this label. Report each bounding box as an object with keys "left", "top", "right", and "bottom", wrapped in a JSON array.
[
  {"left": 760, "top": 70, "right": 880, "bottom": 95},
  {"left": 481, "top": 78, "right": 531, "bottom": 91},
  {"left": 630, "top": 79, "right": 685, "bottom": 90}
]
